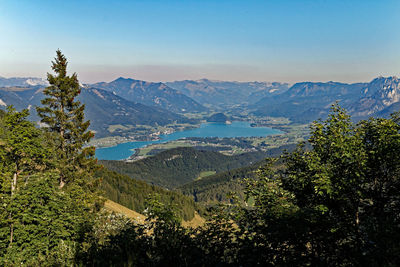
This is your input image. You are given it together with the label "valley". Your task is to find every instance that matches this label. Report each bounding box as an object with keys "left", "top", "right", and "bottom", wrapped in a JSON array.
[
  {"left": 2, "top": 75, "right": 399, "bottom": 183},
  {"left": 1, "top": 60, "right": 400, "bottom": 267},
  {"left": 3, "top": 2, "right": 399, "bottom": 264},
  {"left": 129, "top": 122, "right": 308, "bottom": 160},
  {"left": 1, "top": 75, "right": 400, "bottom": 206},
  {"left": 94, "top": 121, "right": 284, "bottom": 160}
]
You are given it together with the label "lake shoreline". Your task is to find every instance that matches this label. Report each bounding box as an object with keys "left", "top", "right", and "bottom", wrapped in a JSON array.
[
  {"left": 90, "top": 124, "right": 200, "bottom": 148},
  {"left": 95, "top": 121, "right": 282, "bottom": 160}
]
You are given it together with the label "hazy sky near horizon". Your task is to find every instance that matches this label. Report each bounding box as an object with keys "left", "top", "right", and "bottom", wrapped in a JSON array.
[{"left": 1, "top": 0, "right": 399, "bottom": 84}]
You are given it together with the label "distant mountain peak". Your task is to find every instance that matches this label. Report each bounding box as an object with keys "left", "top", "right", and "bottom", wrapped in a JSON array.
[
  {"left": 197, "top": 78, "right": 220, "bottom": 83},
  {"left": 362, "top": 76, "right": 400, "bottom": 95},
  {"left": 91, "top": 78, "right": 207, "bottom": 113},
  {"left": 0, "top": 77, "right": 48, "bottom": 87},
  {"left": 113, "top": 77, "right": 134, "bottom": 83},
  {"left": 370, "top": 76, "right": 399, "bottom": 83},
  {"left": 166, "top": 79, "right": 290, "bottom": 107}
]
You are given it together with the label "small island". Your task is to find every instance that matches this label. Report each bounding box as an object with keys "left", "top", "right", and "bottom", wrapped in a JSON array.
[{"left": 206, "top": 113, "right": 231, "bottom": 123}]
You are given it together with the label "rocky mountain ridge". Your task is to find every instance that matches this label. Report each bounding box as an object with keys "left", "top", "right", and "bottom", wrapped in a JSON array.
[
  {"left": 166, "top": 79, "right": 290, "bottom": 108},
  {"left": 254, "top": 76, "right": 400, "bottom": 122},
  {"left": 0, "top": 85, "right": 194, "bottom": 137},
  {"left": 91, "top": 77, "right": 207, "bottom": 113}
]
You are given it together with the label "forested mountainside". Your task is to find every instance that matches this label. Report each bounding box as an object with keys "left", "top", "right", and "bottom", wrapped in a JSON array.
[
  {"left": 254, "top": 76, "right": 400, "bottom": 122},
  {"left": 0, "top": 86, "right": 195, "bottom": 137},
  {"left": 178, "top": 144, "right": 298, "bottom": 204},
  {"left": 100, "top": 147, "right": 268, "bottom": 189},
  {"left": 254, "top": 81, "right": 366, "bottom": 122},
  {"left": 0, "top": 76, "right": 207, "bottom": 114},
  {"left": 179, "top": 162, "right": 260, "bottom": 203},
  {"left": 78, "top": 87, "right": 195, "bottom": 137},
  {"left": 97, "top": 167, "right": 199, "bottom": 221},
  {"left": 206, "top": 112, "right": 230, "bottom": 123},
  {"left": 91, "top": 77, "right": 207, "bottom": 113}
]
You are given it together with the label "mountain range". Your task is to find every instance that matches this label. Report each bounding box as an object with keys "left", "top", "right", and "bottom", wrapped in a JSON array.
[
  {"left": 347, "top": 76, "right": 400, "bottom": 118},
  {"left": 78, "top": 87, "right": 194, "bottom": 137},
  {"left": 0, "top": 86, "right": 43, "bottom": 111},
  {"left": 0, "top": 76, "right": 48, "bottom": 87},
  {"left": 1, "top": 75, "right": 400, "bottom": 130},
  {"left": 91, "top": 77, "right": 207, "bottom": 113},
  {"left": 166, "top": 79, "right": 290, "bottom": 108},
  {"left": 254, "top": 76, "right": 400, "bottom": 122},
  {"left": 0, "top": 84, "right": 194, "bottom": 137}
]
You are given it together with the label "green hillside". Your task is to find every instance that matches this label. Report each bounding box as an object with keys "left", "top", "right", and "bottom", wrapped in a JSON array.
[
  {"left": 179, "top": 163, "right": 260, "bottom": 203},
  {"left": 97, "top": 167, "right": 200, "bottom": 221},
  {"left": 178, "top": 143, "right": 298, "bottom": 204},
  {"left": 100, "top": 147, "right": 268, "bottom": 189}
]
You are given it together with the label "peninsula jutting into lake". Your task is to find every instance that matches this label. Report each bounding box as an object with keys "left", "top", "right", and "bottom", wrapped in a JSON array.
[{"left": 95, "top": 121, "right": 281, "bottom": 160}]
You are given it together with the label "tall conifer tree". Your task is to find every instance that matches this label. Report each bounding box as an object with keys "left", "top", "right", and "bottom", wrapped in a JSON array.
[{"left": 37, "top": 50, "right": 96, "bottom": 188}]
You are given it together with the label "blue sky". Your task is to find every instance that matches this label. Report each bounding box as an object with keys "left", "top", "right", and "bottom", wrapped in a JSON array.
[{"left": 1, "top": 0, "right": 399, "bottom": 83}]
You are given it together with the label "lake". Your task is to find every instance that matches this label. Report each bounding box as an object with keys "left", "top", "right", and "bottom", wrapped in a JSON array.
[{"left": 95, "top": 121, "right": 282, "bottom": 160}]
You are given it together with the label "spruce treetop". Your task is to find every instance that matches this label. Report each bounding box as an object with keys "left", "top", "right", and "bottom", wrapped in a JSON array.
[{"left": 36, "top": 50, "right": 96, "bottom": 187}]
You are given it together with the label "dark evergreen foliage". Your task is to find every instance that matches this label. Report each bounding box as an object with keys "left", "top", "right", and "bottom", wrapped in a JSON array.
[
  {"left": 101, "top": 147, "right": 267, "bottom": 189},
  {"left": 179, "top": 162, "right": 260, "bottom": 203},
  {"left": 206, "top": 112, "right": 229, "bottom": 123},
  {"left": 0, "top": 51, "right": 100, "bottom": 265},
  {"left": 179, "top": 144, "right": 296, "bottom": 204},
  {"left": 97, "top": 167, "right": 200, "bottom": 220},
  {"left": 36, "top": 49, "right": 97, "bottom": 187}
]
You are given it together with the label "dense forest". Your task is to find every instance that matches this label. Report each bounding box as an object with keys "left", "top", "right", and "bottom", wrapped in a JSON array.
[
  {"left": 1, "top": 51, "right": 400, "bottom": 266},
  {"left": 98, "top": 167, "right": 200, "bottom": 221},
  {"left": 178, "top": 144, "right": 297, "bottom": 204},
  {"left": 178, "top": 161, "right": 261, "bottom": 203},
  {"left": 101, "top": 147, "right": 268, "bottom": 188}
]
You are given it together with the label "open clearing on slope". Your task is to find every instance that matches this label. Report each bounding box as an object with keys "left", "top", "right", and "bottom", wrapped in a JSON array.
[
  {"left": 196, "top": 170, "right": 217, "bottom": 180},
  {"left": 105, "top": 199, "right": 205, "bottom": 228},
  {"left": 105, "top": 199, "right": 146, "bottom": 224}
]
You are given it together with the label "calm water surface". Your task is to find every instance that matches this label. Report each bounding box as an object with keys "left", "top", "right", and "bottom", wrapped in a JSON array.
[{"left": 95, "top": 122, "right": 281, "bottom": 160}]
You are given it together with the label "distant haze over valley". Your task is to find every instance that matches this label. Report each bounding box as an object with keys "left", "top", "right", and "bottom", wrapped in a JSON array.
[{"left": 1, "top": 75, "right": 400, "bottom": 130}]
